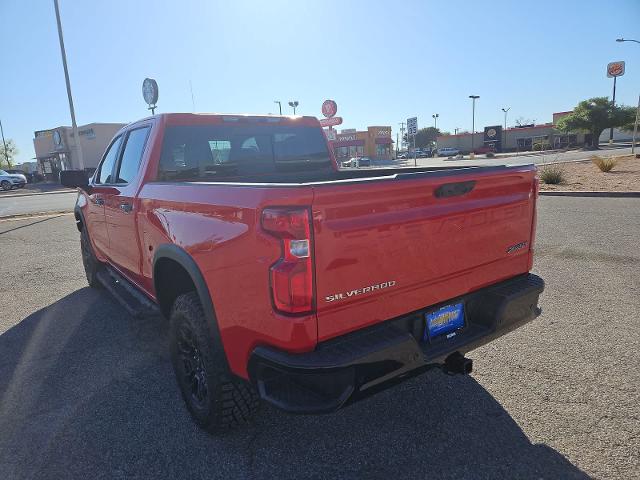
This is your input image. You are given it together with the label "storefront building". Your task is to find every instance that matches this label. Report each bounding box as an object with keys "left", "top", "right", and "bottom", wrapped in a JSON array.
[
  {"left": 436, "top": 110, "right": 633, "bottom": 154},
  {"left": 33, "top": 122, "right": 125, "bottom": 181},
  {"left": 331, "top": 126, "right": 393, "bottom": 161}
]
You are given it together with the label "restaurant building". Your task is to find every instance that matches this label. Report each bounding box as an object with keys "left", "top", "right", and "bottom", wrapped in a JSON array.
[
  {"left": 330, "top": 126, "right": 393, "bottom": 161},
  {"left": 33, "top": 122, "right": 125, "bottom": 181}
]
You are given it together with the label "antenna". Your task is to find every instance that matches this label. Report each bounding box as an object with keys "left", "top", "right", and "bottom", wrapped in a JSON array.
[{"left": 189, "top": 80, "right": 196, "bottom": 112}]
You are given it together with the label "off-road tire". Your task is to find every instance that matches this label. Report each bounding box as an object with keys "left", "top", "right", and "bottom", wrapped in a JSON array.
[
  {"left": 169, "top": 292, "right": 259, "bottom": 432},
  {"left": 80, "top": 226, "right": 102, "bottom": 288}
]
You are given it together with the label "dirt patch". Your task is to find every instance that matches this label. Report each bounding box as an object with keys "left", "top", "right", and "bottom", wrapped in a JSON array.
[{"left": 539, "top": 155, "right": 640, "bottom": 192}]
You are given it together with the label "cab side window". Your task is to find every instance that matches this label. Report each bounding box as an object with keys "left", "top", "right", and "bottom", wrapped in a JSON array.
[
  {"left": 116, "top": 127, "right": 151, "bottom": 184},
  {"left": 95, "top": 136, "right": 122, "bottom": 184}
]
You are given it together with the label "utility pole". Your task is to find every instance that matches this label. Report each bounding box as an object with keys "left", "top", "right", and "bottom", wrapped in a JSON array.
[
  {"left": 501, "top": 107, "right": 510, "bottom": 152},
  {"left": 396, "top": 132, "right": 399, "bottom": 157},
  {"left": 0, "top": 119, "right": 9, "bottom": 167},
  {"left": 398, "top": 122, "right": 406, "bottom": 151},
  {"left": 53, "top": 0, "right": 84, "bottom": 170},
  {"left": 469, "top": 95, "right": 480, "bottom": 156}
]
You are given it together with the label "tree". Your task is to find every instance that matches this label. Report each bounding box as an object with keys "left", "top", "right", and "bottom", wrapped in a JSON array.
[
  {"left": 556, "top": 97, "right": 636, "bottom": 148},
  {"left": 0, "top": 139, "right": 18, "bottom": 168},
  {"left": 403, "top": 127, "right": 441, "bottom": 149},
  {"left": 515, "top": 117, "right": 535, "bottom": 127}
]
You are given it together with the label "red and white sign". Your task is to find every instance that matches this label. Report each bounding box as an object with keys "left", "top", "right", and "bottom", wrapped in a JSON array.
[
  {"left": 321, "top": 99, "right": 338, "bottom": 118},
  {"left": 607, "top": 61, "right": 625, "bottom": 78},
  {"left": 319, "top": 116, "right": 343, "bottom": 127}
]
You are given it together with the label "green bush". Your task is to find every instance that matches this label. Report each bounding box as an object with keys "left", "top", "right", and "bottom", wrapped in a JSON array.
[
  {"left": 539, "top": 164, "right": 566, "bottom": 184},
  {"left": 486, "top": 152, "right": 495, "bottom": 158}
]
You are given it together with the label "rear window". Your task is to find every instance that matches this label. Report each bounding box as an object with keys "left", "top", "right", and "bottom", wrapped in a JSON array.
[{"left": 158, "top": 124, "right": 332, "bottom": 181}]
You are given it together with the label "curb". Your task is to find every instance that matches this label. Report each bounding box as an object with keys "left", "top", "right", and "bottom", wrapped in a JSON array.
[
  {"left": 0, "top": 189, "right": 75, "bottom": 199},
  {"left": 0, "top": 210, "right": 74, "bottom": 221},
  {"left": 539, "top": 191, "right": 640, "bottom": 198}
]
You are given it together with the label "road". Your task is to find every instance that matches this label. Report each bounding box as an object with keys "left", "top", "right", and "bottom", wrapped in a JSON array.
[
  {"left": 0, "top": 191, "right": 76, "bottom": 217},
  {"left": 0, "top": 145, "right": 634, "bottom": 218},
  {"left": 1, "top": 198, "right": 638, "bottom": 479}
]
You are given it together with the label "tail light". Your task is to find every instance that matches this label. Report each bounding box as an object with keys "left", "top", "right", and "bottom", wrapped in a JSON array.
[{"left": 262, "top": 207, "right": 314, "bottom": 314}]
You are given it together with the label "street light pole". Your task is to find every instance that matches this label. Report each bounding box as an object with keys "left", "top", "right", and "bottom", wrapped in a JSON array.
[
  {"left": 288, "top": 101, "right": 299, "bottom": 115},
  {"left": 0, "top": 119, "right": 9, "bottom": 167},
  {"left": 274, "top": 100, "right": 282, "bottom": 115},
  {"left": 501, "top": 107, "right": 510, "bottom": 152},
  {"left": 469, "top": 95, "right": 480, "bottom": 155},
  {"left": 432, "top": 113, "right": 439, "bottom": 129},
  {"left": 53, "top": 0, "right": 84, "bottom": 170},
  {"left": 616, "top": 38, "right": 640, "bottom": 44},
  {"left": 614, "top": 38, "right": 638, "bottom": 147}
]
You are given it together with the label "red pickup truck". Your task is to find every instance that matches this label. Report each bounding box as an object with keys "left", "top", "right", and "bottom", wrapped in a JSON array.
[{"left": 61, "top": 113, "right": 544, "bottom": 432}]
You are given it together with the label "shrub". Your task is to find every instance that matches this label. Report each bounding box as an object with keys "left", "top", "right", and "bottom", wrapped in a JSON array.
[
  {"left": 486, "top": 152, "right": 495, "bottom": 158},
  {"left": 591, "top": 155, "right": 618, "bottom": 172},
  {"left": 533, "top": 141, "right": 551, "bottom": 151},
  {"left": 539, "top": 164, "right": 566, "bottom": 184}
]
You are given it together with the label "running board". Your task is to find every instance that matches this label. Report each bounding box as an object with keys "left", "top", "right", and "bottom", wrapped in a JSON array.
[{"left": 96, "top": 267, "right": 162, "bottom": 319}]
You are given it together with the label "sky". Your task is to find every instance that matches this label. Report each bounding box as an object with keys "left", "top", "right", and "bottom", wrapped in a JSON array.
[{"left": 1, "top": 0, "right": 639, "bottom": 165}]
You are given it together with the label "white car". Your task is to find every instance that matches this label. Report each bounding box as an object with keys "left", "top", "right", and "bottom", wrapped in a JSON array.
[
  {"left": 437, "top": 147, "right": 460, "bottom": 157},
  {"left": 341, "top": 157, "right": 371, "bottom": 168},
  {"left": 0, "top": 169, "right": 27, "bottom": 191}
]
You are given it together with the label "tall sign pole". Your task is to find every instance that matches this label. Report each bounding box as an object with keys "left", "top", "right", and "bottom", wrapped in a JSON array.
[
  {"left": 53, "top": 0, "right": 84, "bottom": 170},
  {"left": 407, "top": 117, "right": 418, "bottom": 167},
  {"left": 606, "top": 61, "right": 625, "bottom": 144}
]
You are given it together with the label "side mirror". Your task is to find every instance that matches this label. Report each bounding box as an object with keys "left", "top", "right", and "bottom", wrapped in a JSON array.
[{"left": 60, "top": 170, "right": 89, "bottom": 189}]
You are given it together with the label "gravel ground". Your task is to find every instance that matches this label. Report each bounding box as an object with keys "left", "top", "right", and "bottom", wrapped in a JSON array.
[
  {"left": 0, "top": 198, "right": 638, "bottom": 480},
  {"left": 540, "top": 155, "right": 640, "bottom": 192}
]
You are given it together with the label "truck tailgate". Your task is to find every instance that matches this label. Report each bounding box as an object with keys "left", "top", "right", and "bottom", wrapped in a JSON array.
[{"left": 311, "top": 165, "right": 537, "bottom": 341}]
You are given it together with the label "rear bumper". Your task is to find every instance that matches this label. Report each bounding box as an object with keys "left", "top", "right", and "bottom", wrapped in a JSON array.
[{"left": 248, "top": 273, "right": 544, "bottom": 414}]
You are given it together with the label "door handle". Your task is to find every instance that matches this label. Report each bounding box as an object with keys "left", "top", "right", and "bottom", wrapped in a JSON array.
[
  {"left": 94, "top": 197, "right": 104, "bottom": 206},
  {"left": 119, "top": 203, "right": 133, "bottom": 213}
]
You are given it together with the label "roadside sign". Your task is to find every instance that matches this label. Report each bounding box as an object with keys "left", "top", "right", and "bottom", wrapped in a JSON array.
[
  {"left": 322, "top": 100, "right": 338, "bottom": 118},
  {"left": 607, "top": 61, "right": 625, "bottom": 78},
  {"left": 324, "top": 128, "right": 337, "bottom": 141},
  {"left": 407, "top": 117, "right": 418, "bottom": 136},
  {"left": 319, "top": 116, "right": 343, "bottom": 127}
]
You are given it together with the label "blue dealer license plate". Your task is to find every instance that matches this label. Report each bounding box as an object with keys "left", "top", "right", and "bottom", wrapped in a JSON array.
[{"left": 424, "top": 303, "right": 465, "bottom": 340}]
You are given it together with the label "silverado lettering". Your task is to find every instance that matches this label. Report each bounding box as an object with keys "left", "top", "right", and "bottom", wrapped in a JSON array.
[
  {"left": 60, "top": 113, "right": 544, "bottom": 433},
  {"left": 325, "top": 280, "right": 397, "bottom": 303}
]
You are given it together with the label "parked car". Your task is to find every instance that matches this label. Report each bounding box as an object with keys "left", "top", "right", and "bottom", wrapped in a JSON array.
[
  {"left": 473, "top": 145, "right": 496, "bottom": 155},
  {"left": 342, "top": 156, "right": 371, "bottom": 168},
  {"left": 397, "top": 152, "right": 408, "bottom": 159},
  {"left": 418, "top": 149, "right": 433, "bottom": 158},
  {"left": 61, "top": 113, "right": 544, "bottom": 432},
  {"left": 5, "top": 169, "right": 33, "bottom": 183},
  {"left": 0, "top": 169, "right": 27, "bottom": 190},
  {"left": 437, "top": 147, "right": 461, "bottom": 157}
]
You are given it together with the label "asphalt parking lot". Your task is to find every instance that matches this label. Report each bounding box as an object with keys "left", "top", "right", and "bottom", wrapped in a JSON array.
[{"left": 0, "top": 198, "right": 638, "bottom": 480}]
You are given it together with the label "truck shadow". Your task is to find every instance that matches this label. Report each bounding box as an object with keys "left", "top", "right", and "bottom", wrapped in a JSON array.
[{"left": 0, "top": 290, "right": 590, "bottom": 480}]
